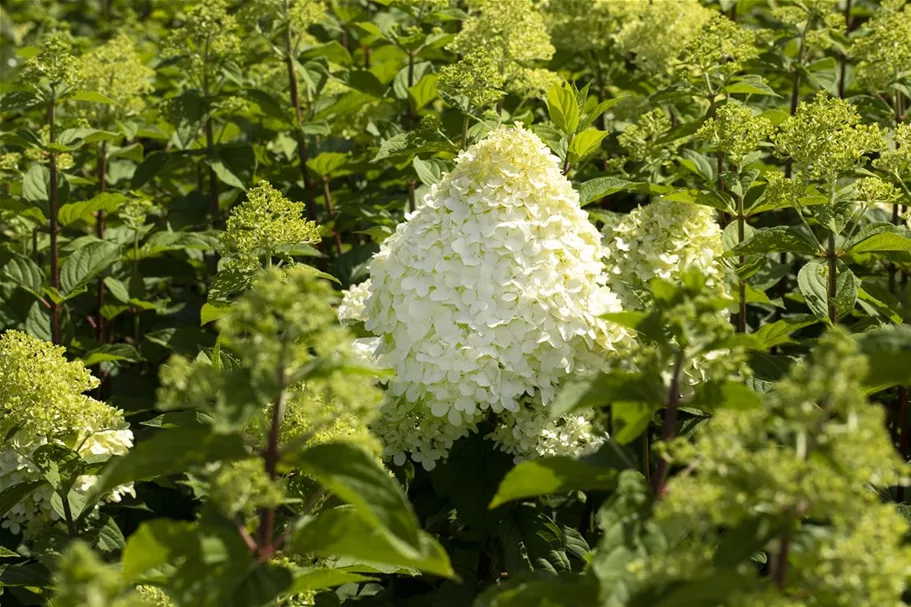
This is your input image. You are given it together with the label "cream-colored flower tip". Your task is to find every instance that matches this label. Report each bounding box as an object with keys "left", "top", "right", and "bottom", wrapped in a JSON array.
[
  {"left": 602, "top": 199, "right": 727, "bottom": 308},
  {"left": 352, "top": 124, "right": 628, "bottom": 469}
]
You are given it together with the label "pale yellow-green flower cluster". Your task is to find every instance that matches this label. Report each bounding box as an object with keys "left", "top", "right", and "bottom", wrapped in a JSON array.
[
  {"left": 221, "top": 181, "right": 321, "bottom": 271},
  {"left": 677, "top": 14, "right": 759, "bottom": 82},
  {"left": 79, "top": 32, "right": 154, "bottom": 122},
  {"left": 52, "top": 541, "right": 175, "bottom": 607},
  {"left": 539, "top": 0, "right": 619, "bottom": 53},
  {"left": 0, "top": 331, "right": 134, "bottom": 536},
  {"left": 21, "top": 31, "right": 83, "bottom": 88},
  {"left": 343, "top": 125, "right": 628, "bottom": 468},
  {"left": 613, "top": 0, "right": 715, "bottom": 76},
  {"left": 601, "top": 200, "right": 727, "bottom": 309},
  {"left": 651, "top": 329, "right": 911, "bottom": 606},
  {"left": 853, "top": 1, "right": 911, "bottom": 92},
  {"left": 438, "top": 52, "right": 505, "bottom": 111},
  {"left": 697, "top": 102, "right": 774, "bottom": 165},
  {"left": 774, "top": 93, "right": 885, "bottom": 182},
  {"left": 447, "top": 0, "right": 557, "bottom": 99},
  {"left": 163, "top": 0, "right": 242, "bottom": 85}
]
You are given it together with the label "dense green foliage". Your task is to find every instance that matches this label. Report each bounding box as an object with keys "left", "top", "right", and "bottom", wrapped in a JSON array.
[{"left": 2, "top": 0, "right": 911, "bottom": 605}]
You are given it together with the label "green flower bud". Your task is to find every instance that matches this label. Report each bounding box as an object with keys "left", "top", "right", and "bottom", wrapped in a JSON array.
[
  {"left": 221, "top": 181, "right": 321, "bottom": 272},
  {"left": 696, "top": 102, "right": 773, "bottom": 164},
  {"left": 774, "top": 93, "right": 885, "bottom": 182}
]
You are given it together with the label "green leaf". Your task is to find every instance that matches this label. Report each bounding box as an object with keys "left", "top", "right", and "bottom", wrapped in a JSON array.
[
  {"left": 227, "top": 563, "right": 293, "bottom": 607},
  {"left": 858, "top": 326, "right": 911, "bottom": 389},
  {"left": 0, "top": 546, "right": 20, "bottom": 558},
  {"left": 70, "top": 90, "right": 117, "bottom": 105},
  {"left": 408, "top": 73, "right": 439, "bottom": 110},
  {"left": 22, "top": 164, "right": 49, "bottom": 203},
  {"left": 86, "top": 428, "right": 248, "bottom": 516},
  {"left": 546, "top": 83, "right": 579, "bottom": 135},
  {"left": 292, "top": 506, "right": 454, "bottom": 578},
  {"left": 82, "top": 344, "right": 143, "bottom": 366},
  {"left": 845, "top": 231, "right": 911, "bottom": 254},
  {"left": 0, "top": 90, "right": 40, "bottom": 112},
  {"left": 284, "top": 442, "right": 420, "bottom": 549},
  {"left": 0, "top": 480, "right": 46, "bottom": 518},
  {"left": 103, "top": 276, "right": 131, "bottom": 303},
  {"left": 59, "top": 241, "right": 121, "bottom": 295},
  {"left": 474, "top": 573, "right": 598, "bottom": 607},
  {"left": 307, "top": 152, "right": 348, "bottom": 177},
  {"left": 132, "top": 151, "right": 171, "bottom": 189},
  {"left": 568, "top": 129, "right": 607, "bottom": 161},
  {"left": 857, "top": 283, "right": 904, "bottom": 324},
  {"left": 286, "top": 568, "right": 377, "bottom": 595},
  {"left": 344, "top": 69, "right": 387, "bottom": 98},
  {"left": 797, "top": 260, "right": 856, "bottom": 323},
  {"left": 490, "top": 457, "right": 618, "bottom": 508},
  {"left": 551, "top": 371, "right": 664, "bottom": 418},
  {"left": 207, "top": 157, "right": 247, "bottom": 191},
  {"left": 2, "top": 252, "right": 45, "bottom": 297},
  {"left": 201, "top": 301, "right": 232, "bottom": 325},
  {"left": 58, "top": 192, "right": 126, "bottom": 226},
  {"left": 413, "top": 156, "right": 443, "bottom": 186},
  {"left": 300, "top": 41, "right": 353, "bottom": 66},
  {"left": 578, "top": 177, "right": 632, "bottom": 205},
  {"left": 724, "top": 227, "right": 820, "bottom": 257},
  {"left": 751, "top": 315, "right": 817, "bottom": 350},
  {"left": 291, "top": 263, "right": 341, "bottom": 285},
  {"left": 499, "top": 506, "right": 573, "bottom": 575},
  {"left": 722, "top": 75, "right": 780, "bottom": 97},
  {"left": 679, "top": 150, "right": 715, "bottom": 182}
]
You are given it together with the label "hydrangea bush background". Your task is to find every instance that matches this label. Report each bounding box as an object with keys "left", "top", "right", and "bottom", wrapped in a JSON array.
[{"left": 2, "top": 0, "right": 911, "bottom": 606}]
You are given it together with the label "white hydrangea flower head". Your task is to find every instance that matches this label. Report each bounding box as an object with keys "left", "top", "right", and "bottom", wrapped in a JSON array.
[
  {"left": 601, "top": 199, "right": 726, "bottom": 308},
  {"left": 356, "top": 125, "right": 628, "bottom": 468},
  {"left": 601, "top": 200, "right": 730, "bottom": 388},
  {"left": 0, "top": 331, "right": 135, "bottom": 536},
  {"left": 489, "top": 409, "right": 606, "bottom": 460},
  {"left": 0, "top": 429, "right": 135, "bottom": 536},
  {"left": 338, "top": 279, "right": 372, "bottom": 325}
]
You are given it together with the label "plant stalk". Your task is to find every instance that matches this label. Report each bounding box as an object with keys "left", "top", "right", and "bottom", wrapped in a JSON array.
[
  {"left": 95, "top": 141, "right": 107, "bottom": 346},
  {"left": 48, "top": 90, "right": 61, "bottom": 345},
  {"left": 285, "top": 25, "right": 319, "bottom": 222},
  {"left": 258, "top": 347, "right": 289, "bottom": 560},
  {"left": 827, "top": 232, "right": 837, "bottom": 324},
  {"left": 651, "top": 351, "right": 685, "bottom": 497}
]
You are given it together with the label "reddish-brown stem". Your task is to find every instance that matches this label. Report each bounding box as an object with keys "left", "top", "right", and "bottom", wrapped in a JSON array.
[
  {"left": 205, "top": 117, "right": 219, "bottom": 228},
  {"left": 95, "top": 141, "right": 107, "bottom": 346},
  {"left": 652, "top": 351, "right": 685, "bottom": 497},
  {"left": 827, "top": 232, "right": 838, "bottom": 324},
  {"left": 285, "top": 27, "right": 318, "bottom": 222},
  {"left": 899, "top": 387, "right": 909, "bottom": 502},
  {"left": 258, "top": 356, "right": 289, "bottom": 560},
  {"left": 363, "top": 0, "right": 372, "bottom": 68},
  {"left": 48, "top": 93, "right": 61, "bottom": 345},
  {"left": 771, "top": 519, "right": 793, "bottom": 590},
  {"left": 407, "top": 179, "right": 416, "bottom": 214},
  {"left": 838, "top": 0, "right": 852, "bottom": 98}
]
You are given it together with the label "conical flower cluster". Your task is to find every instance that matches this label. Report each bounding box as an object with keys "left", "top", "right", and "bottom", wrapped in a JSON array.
[
  {"left": 343, "top": 125, "right": 627, "bottom": 468},
  {"left": 601, "top": 200, "right": 726, "bottom": 308},
  {"left": 0, "top": 331, "right": 134, "bottom": 535}
]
